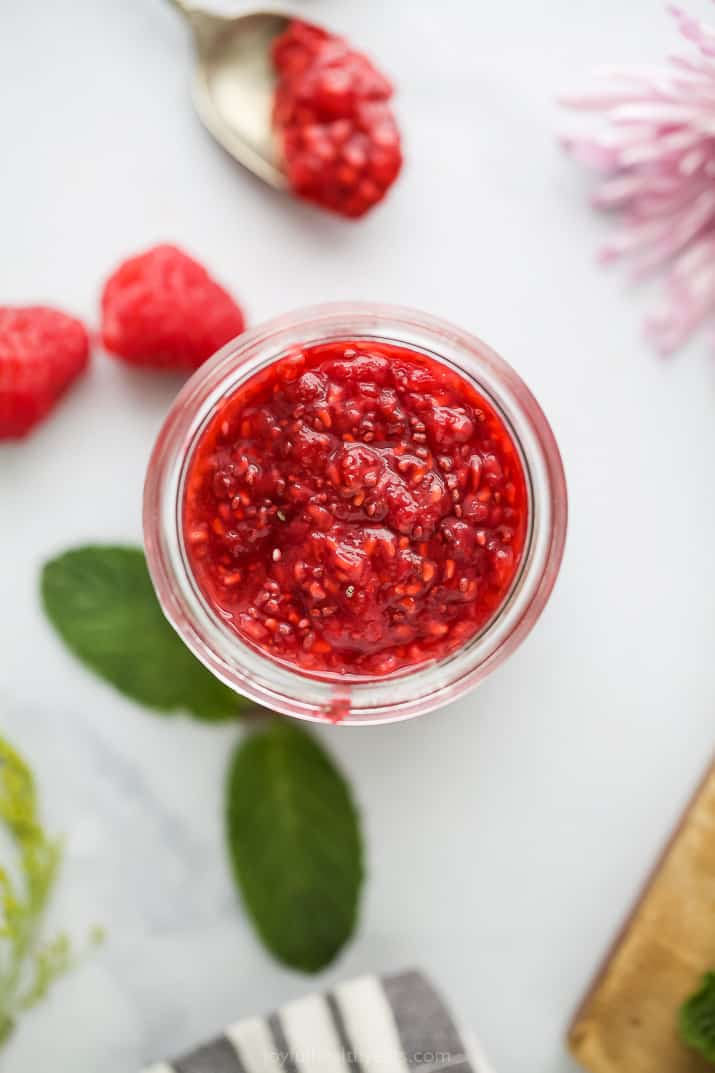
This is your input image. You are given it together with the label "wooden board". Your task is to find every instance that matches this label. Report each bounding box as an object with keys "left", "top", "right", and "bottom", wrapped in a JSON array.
[{"left": 568, "top": 759, "right": 715, "bottom": 1073}]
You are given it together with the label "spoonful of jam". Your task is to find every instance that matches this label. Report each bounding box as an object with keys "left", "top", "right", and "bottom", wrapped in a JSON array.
[{"left": 166, "top": 2, "right": 403, "bottom": 217}]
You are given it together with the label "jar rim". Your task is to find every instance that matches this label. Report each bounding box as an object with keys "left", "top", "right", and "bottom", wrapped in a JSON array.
[{"left": 143, "top": 302, "right": 567, "bottom": 725}]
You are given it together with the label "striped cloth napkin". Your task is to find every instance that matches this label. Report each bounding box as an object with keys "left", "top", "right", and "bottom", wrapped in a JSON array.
[{"left": 143, "top": 970, "right": 494, "bottom": 1073}]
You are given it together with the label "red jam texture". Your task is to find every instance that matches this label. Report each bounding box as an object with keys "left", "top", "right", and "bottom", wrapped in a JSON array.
[
  {"left": 183, "top": 342, "right": 528, "bottom": 677},
  {"left": 271, "top": 20, "right": 403, "bottom": 218}
]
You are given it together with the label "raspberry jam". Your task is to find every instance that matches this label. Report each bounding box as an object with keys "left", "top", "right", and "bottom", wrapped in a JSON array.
[
  {"left": 182, "top": 341, "right": 529, "bottom": 678},
  {"left": 271, "top": 20, "right": 403, "bottom": 218}
]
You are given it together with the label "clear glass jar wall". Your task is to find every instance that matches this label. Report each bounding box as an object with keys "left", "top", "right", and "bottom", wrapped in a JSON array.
[{"left": 143, "top": 304, "right": 567, "bottom": 724}]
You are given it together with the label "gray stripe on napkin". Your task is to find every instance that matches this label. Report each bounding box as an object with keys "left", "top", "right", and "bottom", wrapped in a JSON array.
[
  {"left": 173, "top": 1037, "right": 245, "bottom": 1073},
  {"left": 382, "top": 970, "right": 467, "bottom": 1071},
  {"left": 267, "top": 1011, "right": 300, "bottom": 1073},
  {"left": 326, "top": 991, "right": 364, "bottom": 1073}
]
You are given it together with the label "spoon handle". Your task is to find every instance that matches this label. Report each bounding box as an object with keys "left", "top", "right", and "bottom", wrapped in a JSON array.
[{"left": 164, "top": 0, "right": 193, "bottom": 15}]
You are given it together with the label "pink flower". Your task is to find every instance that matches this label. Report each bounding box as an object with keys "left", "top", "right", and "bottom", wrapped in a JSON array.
[{"left": 561, "top": 4, "right": 715, "bottom": 353}]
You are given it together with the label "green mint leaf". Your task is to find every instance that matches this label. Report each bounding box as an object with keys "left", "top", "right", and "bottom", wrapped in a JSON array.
[
  {"left": 226, "top": 721, "right": 364, "bottom": 973},
  {"left": 42, "top": 545, "right": 241, "bottom": 721},
  {"left": 680, "top": 972, "right": 715, "bottom": 1063}
]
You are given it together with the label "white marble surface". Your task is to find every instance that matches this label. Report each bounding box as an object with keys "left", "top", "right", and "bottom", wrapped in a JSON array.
[{"left": 2, "top": 0, "right": 715, "bottom": 1070}]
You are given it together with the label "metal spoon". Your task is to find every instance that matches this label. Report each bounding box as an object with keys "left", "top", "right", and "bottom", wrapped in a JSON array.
[{"left": 166, "top": 0, "right": 289, "bottom": 188}]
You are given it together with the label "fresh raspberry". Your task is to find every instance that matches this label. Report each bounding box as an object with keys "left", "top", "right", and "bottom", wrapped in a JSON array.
[
  {"left": 101, "top": 244, "right": 245, "bottom": 372},
  {"left": 272, "top": 20, "right": 403, "bottom": 219},
  {"left": 0, "top": 307, "right": 89, "bottom": 439}
]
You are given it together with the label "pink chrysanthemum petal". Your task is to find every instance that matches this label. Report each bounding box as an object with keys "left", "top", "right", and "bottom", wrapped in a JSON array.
[
  {"left": 671, "top": 4, "right": 715, "bottom": 55},
  {"left": 562, "top": 2, "right": 715, "bottom": 352}
]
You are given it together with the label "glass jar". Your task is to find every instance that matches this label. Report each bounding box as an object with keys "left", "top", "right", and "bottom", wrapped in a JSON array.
[{"left": 144, "top": 303, "right": 567, "bottom": 725}]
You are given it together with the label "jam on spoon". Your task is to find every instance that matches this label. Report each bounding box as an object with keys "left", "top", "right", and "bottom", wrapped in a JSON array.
[{"left": 166, "top": 4, "right": 402, "bottom": 217}]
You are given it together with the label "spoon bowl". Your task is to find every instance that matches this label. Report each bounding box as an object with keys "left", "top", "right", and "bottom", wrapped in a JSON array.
[{"left": 170, "top": 1, "right": 289, "bottom": 188}]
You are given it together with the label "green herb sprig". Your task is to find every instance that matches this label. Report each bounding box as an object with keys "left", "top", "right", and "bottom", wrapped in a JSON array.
[
  {"left": 680, "top": 972, "right": 715, "bottom": 1063},
  {"left": 0, "top": 734, "right": 97, "bottom": 1045}
]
